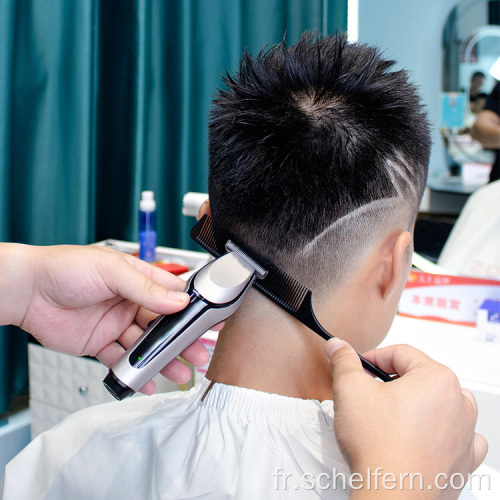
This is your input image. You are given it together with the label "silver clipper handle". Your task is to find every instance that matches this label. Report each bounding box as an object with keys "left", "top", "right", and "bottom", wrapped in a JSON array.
[{"left": 103, "top": 247, "right": 265, "bottom": 400}]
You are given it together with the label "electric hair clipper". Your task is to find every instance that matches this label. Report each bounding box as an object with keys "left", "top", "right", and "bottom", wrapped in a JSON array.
[{"left": 103, "top": 241, "right": 267, "bottom": 401}]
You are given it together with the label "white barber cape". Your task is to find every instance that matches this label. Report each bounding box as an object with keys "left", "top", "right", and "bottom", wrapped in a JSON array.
[
  {"left": 3, "top": 378, "right": 494, "bottom": 499},
  {"left": 2, "top": 378, "right": 351, "bottom": 499},
  {"left": 438, "top": 180, "right": 500, "bottom": 279}
]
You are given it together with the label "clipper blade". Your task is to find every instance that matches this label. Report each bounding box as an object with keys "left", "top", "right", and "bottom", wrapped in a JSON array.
[
  {"left": 226, "top": 241, "right": 267, "bottom": 280},
  {"left": 191, "top": 215, "right": 310, "bottom": 313}
]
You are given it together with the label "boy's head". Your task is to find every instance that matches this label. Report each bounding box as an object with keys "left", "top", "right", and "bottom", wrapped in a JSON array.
[{"left": 206, "top": 33, "right": 430, "bottom": 349}]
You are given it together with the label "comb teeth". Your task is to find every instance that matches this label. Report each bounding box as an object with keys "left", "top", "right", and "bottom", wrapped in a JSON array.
[
  {"left": 191, "top": 215, "right": 228, "bottom": 257},
  {"left": 254, "top": 264, "right": 308, "bottom": 313}
]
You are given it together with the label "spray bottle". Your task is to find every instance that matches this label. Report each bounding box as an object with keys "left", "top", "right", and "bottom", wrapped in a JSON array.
[{"left": 139, "top": 191, "right": 157, "bottom": 262}]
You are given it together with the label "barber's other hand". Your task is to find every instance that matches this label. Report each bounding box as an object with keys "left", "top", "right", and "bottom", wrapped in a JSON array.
[
  {"left": 325, "top": 339, "right": 488, "bottom": 499},
  {"left": 2, "top": 244, "right": 212, "bottom": 394}
]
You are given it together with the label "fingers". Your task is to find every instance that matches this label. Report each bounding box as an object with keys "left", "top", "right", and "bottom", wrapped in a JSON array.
[
  {"left": 325, "top": 338, "right": 364, "bottom": 379},
  {"left": 158, "top": 359, "right": 194, "bottom": 385},
  {"left": 361, "top": 344, "right": 435, "bottom": 377},
  {"left": 180, "top": 341, "right": 210, "bottom": 367},
  {"left": 461, "top": 389, "right": 488, "bottom": 471},
  {"left": 123, "top": 253, "right": 186, "bottom": 291},
  {"left": 138, "top": 380, "right": 157, "bottom": 395},
  {"left": 197, "top": 199, "right": 211, "bottom": 220},
  {"left": 95, "top": 340, "right": 124, "bottom": 369},
  {"left": 134, "top": 307, "right": 159, "bottom": 330},
  {"left": 462, "top": 389, "right": 479, "bottom": 425},
  {"left": 473, "top": 433, "right": 489, "bottom": 470},
  {"left": 100, "top": 252, "right": 190, "bottom": 315},
  {"left": 210, "top": 322, "right": 225, "bottom": 332}
]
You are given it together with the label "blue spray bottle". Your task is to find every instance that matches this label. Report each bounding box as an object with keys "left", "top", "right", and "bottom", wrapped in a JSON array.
[{"left": 139, "top": 191, "right": 157, "bottom": 262}]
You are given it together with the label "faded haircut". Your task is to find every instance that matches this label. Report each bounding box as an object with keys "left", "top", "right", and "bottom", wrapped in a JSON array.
[{"left": 208, "top": 33, "right": 431, "bottom": 293}]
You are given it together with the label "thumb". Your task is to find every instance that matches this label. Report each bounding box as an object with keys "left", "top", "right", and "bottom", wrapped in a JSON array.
[
  {"left": 325, "top": 338, "right": 364, "bottom": 380},
  {"left": 125, "top": 271, "right": 190, "bottom": 315},
  {"left": 101, "top": 255, "right": 190, "bottom": 315}
]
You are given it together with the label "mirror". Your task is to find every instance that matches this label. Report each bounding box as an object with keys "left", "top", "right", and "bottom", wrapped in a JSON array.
[
  {"left": 441, "top": 0, "right": 499, "bottom": 178},
  {"left": 415, "top": 0, "right": 499, "bottom": 273}
]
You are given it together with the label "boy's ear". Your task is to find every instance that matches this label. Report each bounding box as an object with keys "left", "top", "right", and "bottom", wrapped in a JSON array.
[
  {"left": 197, "top": 199, "right": 211, "bottom": 220},
  {"left": 378, "top": 231, "right": 412, "bottom": 301}
]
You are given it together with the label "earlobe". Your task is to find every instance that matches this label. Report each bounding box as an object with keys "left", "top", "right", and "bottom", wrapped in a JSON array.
[
  {"left": 380, "top": 231, "right": 411, "bottom": 301},
  {"left": 197, "top": 199, "right": 211, "bottom": 220}
]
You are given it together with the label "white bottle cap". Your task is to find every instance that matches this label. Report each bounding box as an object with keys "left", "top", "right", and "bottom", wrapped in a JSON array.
[{"left": 140, "top": 191, "right": 156, "bottom": 212}]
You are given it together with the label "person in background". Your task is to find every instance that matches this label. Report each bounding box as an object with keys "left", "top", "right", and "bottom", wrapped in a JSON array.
[
  {"left": 469, "top": 71, "right": 488, "bottom": 114},
  {"left": 438, "top": 180, "right": 500, "bottom": 278},
  {"left": 471, "top": 81, "right": 500, "bottom": 183}
]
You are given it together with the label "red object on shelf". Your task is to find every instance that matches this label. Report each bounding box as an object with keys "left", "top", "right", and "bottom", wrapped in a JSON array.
[
  {"left": 153, "top": 262, "right": 190, "bottom": 276},
  {"left": 130, "top": 251, "right": 189, "bottom": 275}
]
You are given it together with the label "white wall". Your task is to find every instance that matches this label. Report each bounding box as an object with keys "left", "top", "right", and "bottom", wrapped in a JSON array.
[{"left": 358, "top": 0, "right": 459, "bottom": 177}]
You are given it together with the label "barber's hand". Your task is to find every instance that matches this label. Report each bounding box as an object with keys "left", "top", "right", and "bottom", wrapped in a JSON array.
[
  {"left": 2, "top": 244, "right": 213, "bottom": 394},
  {"left": 325, "top": 339, "right": 488, "bottom": 499}
]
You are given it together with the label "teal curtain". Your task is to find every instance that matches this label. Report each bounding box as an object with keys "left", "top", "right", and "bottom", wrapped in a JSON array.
[{"left": 0, "top": 0, "right": 347, "bottom": 413}]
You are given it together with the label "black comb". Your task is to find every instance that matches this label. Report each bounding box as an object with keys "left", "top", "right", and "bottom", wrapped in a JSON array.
[{"left": 191, "top": 214, "right": 393, "bottom": 382}]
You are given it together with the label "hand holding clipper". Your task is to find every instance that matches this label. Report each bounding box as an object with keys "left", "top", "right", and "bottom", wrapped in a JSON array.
[{"left": 103, "top": 241, "right": 267, "bottom": 400}]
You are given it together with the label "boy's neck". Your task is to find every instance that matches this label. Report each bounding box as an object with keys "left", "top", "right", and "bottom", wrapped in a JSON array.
[{"left": 205, "top": 295, "right": 335, "bottom": 402}]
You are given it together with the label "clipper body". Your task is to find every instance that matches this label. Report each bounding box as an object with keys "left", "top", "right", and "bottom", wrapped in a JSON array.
[{"left": 104, "top": 243, "right": 266, "bottom": 400}]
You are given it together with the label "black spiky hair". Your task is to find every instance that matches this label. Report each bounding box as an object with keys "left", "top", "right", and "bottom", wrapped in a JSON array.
[{"left": 208, "top": 32, "right": 430, "bottom": 258}]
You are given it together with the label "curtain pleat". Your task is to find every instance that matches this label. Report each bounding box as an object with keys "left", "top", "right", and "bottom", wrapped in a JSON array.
[{"left": 0, "top": 0, "right": 346, "bottom": 413}]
